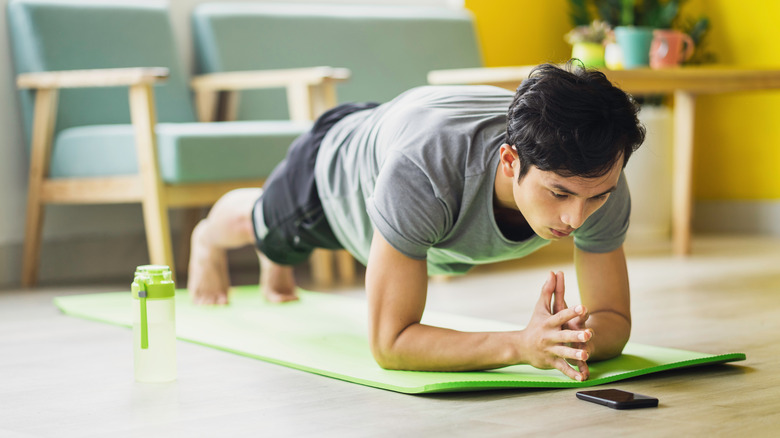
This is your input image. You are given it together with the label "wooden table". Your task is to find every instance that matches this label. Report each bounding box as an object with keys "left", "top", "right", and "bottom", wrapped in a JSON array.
[{"left": 428, "top": 66, "right": 780, "bottom": 255}]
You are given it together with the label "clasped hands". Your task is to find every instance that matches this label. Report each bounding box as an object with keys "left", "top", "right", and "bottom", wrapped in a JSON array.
[{"left": 522, "top": 271, "right": 593, "bottom": 381}]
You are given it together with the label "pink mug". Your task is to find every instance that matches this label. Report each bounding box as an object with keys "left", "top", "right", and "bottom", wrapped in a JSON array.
[{"left": 650, "top": 29, "right": 695, "bottom": 69}]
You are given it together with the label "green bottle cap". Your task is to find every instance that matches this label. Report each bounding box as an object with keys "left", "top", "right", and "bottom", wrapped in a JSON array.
[
  {"left": 131, "top": 265, "right": 175, "bottom": 350},
  {"left": 131, "top": 265, "right": 175, "bottom": 299}
]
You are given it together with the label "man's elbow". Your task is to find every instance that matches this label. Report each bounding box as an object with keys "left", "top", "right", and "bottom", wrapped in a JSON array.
[
  {"left": 591, "top": 338, "right": 629, "bottom": 362},
  {"left": 591, "top": 321, "right": 631, "bottom": 361},
  {"left": 371, "top": 350, "right": 402, "bottom": 370},
  {"left": 368, "top": 332, "right": 408, "bottom": 370}
]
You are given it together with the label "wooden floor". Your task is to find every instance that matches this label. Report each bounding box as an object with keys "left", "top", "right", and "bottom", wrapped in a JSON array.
[{"left": 1, "top": 235, "right": 779, "bottom": 437}]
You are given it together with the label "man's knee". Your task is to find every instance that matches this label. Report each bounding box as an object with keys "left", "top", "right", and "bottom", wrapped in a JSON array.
[
  {"left": 222, "top": 187, "right": 263, "bottom": 207},
  {"left": 211, "top": 188, "right": 261, "bottom": 215},
  {"left": 207, "top": 187, "right": 262, "bottom": 245}
]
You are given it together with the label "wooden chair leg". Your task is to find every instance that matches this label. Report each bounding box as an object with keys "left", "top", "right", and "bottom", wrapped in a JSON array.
[
  {"left": 130, "top": 83, "right": 175, "bottom": 280},
  {"left": 335, "top": 249, "right": 356, "bottom": 285},
  {"left": 141, "top": 198, "right": 175, "bottom": 274},
  {"left": 310, "top": 248, "right": 334, "bottom": 287},
  {"left": 194, "top": 89, "right": 218, "bottom": 123},
  {"left": 21, "top": 196, "right": 46, "bottom": 287},
  {"left": 21, "top": 88, "right": 59, "bottom": 287},
  {"left": 177, "top": 207, "right": 207, "bottom": 276}
]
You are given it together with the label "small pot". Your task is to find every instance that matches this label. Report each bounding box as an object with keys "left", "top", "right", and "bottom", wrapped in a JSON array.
[
  {"left": 614, "top": 26, "right": 655, "bottom": 69},
  {"left": 571, "top": 42, "right": 605, "bottom": 68}
]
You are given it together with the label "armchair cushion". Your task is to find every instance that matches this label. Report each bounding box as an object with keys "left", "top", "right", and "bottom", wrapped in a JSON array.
[{"left": 52, "top": 121, "right": 310, "bottom": 183}]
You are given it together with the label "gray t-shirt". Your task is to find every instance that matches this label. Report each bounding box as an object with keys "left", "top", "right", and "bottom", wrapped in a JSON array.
[{"left": 315, "top": 86, "right": 630, "bottom": 275}]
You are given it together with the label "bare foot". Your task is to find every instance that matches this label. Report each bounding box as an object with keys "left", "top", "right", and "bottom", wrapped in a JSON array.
[
  {"left": 188, "top": 221, "right": 230, "bottom": 305},
  {"left": 259, "top": 252, "right": 299, "bottom": 303}
]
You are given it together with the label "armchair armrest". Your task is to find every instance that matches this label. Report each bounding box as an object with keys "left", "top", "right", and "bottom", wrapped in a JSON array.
[
  {"left": 190, "top": 66, "right": 350, "bottom": 92},
  {"left": 17, "top": 67, "right": 169, "bottom": 89},
  {"left": 191, "top": 66, "right": 351, "bottom": 123}
]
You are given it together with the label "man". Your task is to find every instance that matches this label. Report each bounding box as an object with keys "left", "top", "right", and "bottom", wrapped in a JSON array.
[{"left": 187, "top": 63, "right": 646, "bottom": 381}]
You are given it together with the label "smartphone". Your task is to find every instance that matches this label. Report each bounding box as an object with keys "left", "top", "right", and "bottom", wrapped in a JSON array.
[{"left": 576, "top": 389, "right": 659, "bottom": 410}]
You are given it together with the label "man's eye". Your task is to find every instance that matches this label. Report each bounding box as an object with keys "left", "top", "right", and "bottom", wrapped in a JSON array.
[{"left": 551, "top": 191, "right": 568, "bottom": 199}]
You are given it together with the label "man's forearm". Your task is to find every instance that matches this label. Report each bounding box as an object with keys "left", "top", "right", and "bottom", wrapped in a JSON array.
[
  {"left": 574, "top": 246, "right": 632, "bottom": 362},
  {"left": 375, "top": 323, "right": 523, "bottom": 372},
  {"left": 367, "top": 233, "right": 591, "bottom": 380}
]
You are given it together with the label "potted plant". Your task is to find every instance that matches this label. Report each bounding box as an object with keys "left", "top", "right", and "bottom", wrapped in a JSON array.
[
  {"left": 568, "top": 0, "right": 684, "bottom": 69},
  {"left": 564, "top": 20, "right": 611, "bottom": 68},
  {"left": 619, "top": 0, "right": 684, "bottom": 68}
]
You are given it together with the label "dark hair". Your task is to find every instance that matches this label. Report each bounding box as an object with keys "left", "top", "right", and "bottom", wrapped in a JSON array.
[{"left": 505, "top": 61, "right": 646, "bottom": 180}]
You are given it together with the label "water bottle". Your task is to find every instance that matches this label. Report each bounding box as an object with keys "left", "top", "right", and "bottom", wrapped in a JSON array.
[{"left": 131, "top": 265, "right": 177, "bottom": 382}]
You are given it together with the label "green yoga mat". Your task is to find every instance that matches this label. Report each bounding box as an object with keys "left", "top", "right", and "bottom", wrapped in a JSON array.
[{"left": 54, "top": 286, "right": 745, "bottom": 394}]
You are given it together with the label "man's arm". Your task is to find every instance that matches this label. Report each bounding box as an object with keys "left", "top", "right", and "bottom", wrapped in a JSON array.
[
  {"left": 573, "top": 245, "right": 632, "bottom": 361},
  {"left": 365, "top": 231, "right": 592, "bottom": 379}
]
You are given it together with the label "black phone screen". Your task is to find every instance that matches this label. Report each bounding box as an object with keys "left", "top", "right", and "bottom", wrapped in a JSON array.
[{"left": 576, "top": 389, "right": 659, "bottom": 409}]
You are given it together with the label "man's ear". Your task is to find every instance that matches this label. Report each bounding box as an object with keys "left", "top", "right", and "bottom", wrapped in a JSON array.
[{"left": 499, "top": 144, "right": 519, "bottom": 178}]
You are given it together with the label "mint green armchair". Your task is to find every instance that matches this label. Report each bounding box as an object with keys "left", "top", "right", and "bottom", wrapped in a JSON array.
[
  {"left": 7, "top": 0, "right": 348, "bottom": 286},
  {"left": 192, "top": 2, "right": 483, "bottom": 120},
  {"left": 191, "top": 2, "right": 483, "bottom": 284}
]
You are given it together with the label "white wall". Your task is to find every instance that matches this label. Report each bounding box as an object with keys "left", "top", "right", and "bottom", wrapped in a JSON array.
[{"left": 0, "top": 0, "right": 460, "bottom": 287}]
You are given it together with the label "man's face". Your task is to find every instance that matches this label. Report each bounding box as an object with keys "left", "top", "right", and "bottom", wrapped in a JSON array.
[{"left": 511, "top": 155, "right": 623, "bottom": 241}]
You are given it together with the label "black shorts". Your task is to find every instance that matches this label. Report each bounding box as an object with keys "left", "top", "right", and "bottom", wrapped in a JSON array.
[{"left": 252, "top": 102, "right": 379, "bottom": 265}]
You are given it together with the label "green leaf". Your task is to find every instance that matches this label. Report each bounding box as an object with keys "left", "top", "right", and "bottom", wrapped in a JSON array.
[{"left": 568, "top": 0, "right": 592, "bottom": 26}]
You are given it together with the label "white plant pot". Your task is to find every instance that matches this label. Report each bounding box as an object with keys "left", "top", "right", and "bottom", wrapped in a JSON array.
[{"left": 624, "top": 105, "right": 673, "bottom": 243}]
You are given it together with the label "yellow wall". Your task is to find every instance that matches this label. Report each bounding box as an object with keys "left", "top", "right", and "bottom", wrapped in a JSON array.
[
  {"left": 690, "top": 1, "right": 780, "bottom": 200},
  {"left": 465, "top": 0, "right": 570, "bottom": 67},
  {"left": 465, "top": 0, "right": 780, "bottom": 200}
]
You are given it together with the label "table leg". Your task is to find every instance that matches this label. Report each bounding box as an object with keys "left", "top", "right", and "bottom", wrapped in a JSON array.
[{"left": 672, "top": 91, "right": 696, "bottom": 255}]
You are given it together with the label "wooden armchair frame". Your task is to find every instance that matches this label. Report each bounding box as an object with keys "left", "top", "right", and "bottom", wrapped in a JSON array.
[{"left": 18, "top": 66, "right": 350, "bottom": 287}]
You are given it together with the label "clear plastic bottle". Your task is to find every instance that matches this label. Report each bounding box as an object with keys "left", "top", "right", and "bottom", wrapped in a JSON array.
[{"left": 131, "top": 265, "right": 177, "bottom": 382}]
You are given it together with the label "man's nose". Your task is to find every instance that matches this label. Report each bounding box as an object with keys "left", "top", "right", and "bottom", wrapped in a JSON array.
[{"left": 561, "top": 201, "right": 586, "bottom": 229}]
